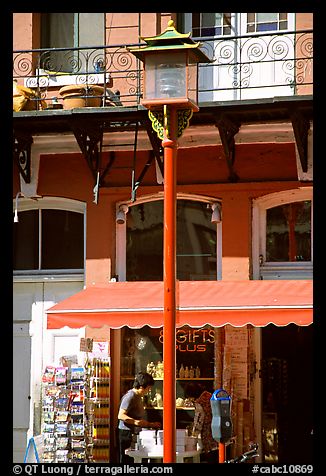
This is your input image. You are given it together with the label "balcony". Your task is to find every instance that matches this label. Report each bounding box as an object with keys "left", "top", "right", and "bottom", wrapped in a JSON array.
[
  {"left": 13, "top": 29, "right": 313, "bottom": 111},
  {"left": 13, "top": 29, "right": 313, "bottom": 191}
]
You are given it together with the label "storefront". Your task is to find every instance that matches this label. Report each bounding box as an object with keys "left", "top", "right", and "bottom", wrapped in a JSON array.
[{"left": 42, "top": 279, "right": 312, "bottom": 463}]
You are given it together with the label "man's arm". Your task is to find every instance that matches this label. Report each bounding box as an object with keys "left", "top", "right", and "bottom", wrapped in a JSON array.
[{"left": 118, "top": 408, "right": 160, "bottom": 429}]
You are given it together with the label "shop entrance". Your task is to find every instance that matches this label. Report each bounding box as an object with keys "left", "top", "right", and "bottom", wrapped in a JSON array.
[{"left": 261, "top": 324, "right": 313, "bottom": 463}]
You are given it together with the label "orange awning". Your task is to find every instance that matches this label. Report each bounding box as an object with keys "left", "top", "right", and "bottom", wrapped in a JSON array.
[{"left": 46, "top": 280, "right": 313, "bottom": 329}]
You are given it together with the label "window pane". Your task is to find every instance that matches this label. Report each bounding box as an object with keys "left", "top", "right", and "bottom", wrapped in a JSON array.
[
  {"left": 192, "top": 13, "right": 233, "bottom": 37},
  {"left": 79, "top": 13, "right": 104, "bottom": 47},
  {"left": 266, "top": 201, "right": 311, "bottom": 262},
  {"left": 294, "top": 201, "right": 311, "bottom": 261},
  {"left": 202, "top": 13, "right": 221, "bottom": 27},
  {"left": 41, "top": 13, "right": 75, "bottom": 73},
  {"left": 41, "top": 13, "right": 104, "bottom": 74},
  {"left": 257, "top": 23, "right": 278, "bottom": 32},
  {"left": 176, "top": 201, "right": 217, "bottom": 280},
  {"left": 279, "top": 20, "right": 288, "bottom": 30},
  {"left": 223, "top": 13, "right": 232, "bottom": 25},
  {"left": 247, "top": 13, "right": 255, "bottom": 23},
  {"left": 202, "top": 27, "right": 220, "bottom": 36},
  {"left": 13, "top": 210, "right": 39, "bottom": 270},
  {"left": 126, "top": 200, "right": 217, "bottom": 281},
  {"left": 126, "top": 201, "right": 164, "bottom": 281},
  {"left": 192, "top": 13, "right": 200, "bottom": 30},
  {"left": 257, "top": 13, "right": 278, "bottom": 23},
  {"left": 41, "top": 13, "right": 74, "bottom": 49},
  {"left": 78, "top": 13, "right": 105, "bottom": 74},
  {"left": 41, "top": 210, "right": 84, "bottom": 269}
]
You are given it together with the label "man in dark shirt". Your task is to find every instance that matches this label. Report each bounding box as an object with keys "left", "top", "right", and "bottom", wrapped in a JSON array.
[{"left": 118, "top": 371, "right": 161, "bottom": 462}]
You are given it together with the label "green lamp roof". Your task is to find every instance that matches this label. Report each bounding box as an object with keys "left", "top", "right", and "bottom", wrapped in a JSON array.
[{"left": 128, "top": 20, "right": 211, "bottom": 64}]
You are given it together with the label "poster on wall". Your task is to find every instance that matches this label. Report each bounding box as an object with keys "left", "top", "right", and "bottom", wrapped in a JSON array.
[
  {"left": 89, "top": 341, "right": 110, "bottom": 359},
  {"left": 224, "top": 326, "right": 249, "bottom": 400}
]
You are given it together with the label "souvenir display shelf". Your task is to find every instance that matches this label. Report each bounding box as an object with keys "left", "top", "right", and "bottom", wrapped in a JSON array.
[
  {"left": 41, "top": 355, "right": 111, "bottom": 463},
  {"left": 84, "top": 357, "right": 111, "bottom": 463},
  {"left": 41, "top": 364, "right": 86, "bottom": 463}
]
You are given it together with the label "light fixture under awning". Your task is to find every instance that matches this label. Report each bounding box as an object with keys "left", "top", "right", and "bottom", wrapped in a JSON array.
[{"left": 46, "top": 280, "right": 313, "bottom": 329}]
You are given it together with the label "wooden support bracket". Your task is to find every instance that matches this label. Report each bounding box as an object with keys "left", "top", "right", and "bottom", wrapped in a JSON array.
[
  {"left": 215, "top": 114, "right": 240, "bottom": 182},
  {"left": 71, "top": 121, "right": 104, "bottom": 181},
  {"left": 71, "top": 120, "right": 104, "bottom": 203},
  {"left": 290, "top": 108, "right": 310, "bottom": 173},
  {"left": 13, "top": 131, "right": 33, "bottom": 184}
]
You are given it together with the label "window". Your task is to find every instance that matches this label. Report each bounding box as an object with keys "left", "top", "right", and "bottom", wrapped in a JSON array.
[
  {"left": 181, "top": 13, "right": 295, "bottom": 101},
  {"left": 247, "top": 13, "right": 288, "bottom": 33},
  {"left": 184, "top": 13, "right": 288, "bottom": 38},
  {"left": 252, "top": 188, "right": 313, "bottom": 280},
  {"left": 118, "top": 197, "right": 220, "bottom": 282},
  {"left": 41, "top": 13, "right": 105, "bottom": 73},
  {"left": 13, "top": 208, "right": 84, "bottom": 271},
  {"left": 266, "top": 202, "right": 311, "bottom": 262},
  {"left": 120, "top": 325, "right": 215, "bottom": 415},
  {"left": 192, "top": 13, "right": 232, "bottom": 37}
]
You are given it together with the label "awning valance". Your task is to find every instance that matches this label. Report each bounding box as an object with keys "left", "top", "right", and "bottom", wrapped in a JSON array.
[{"left": 46, "top": 280, "right": 313, "bottom": 329}]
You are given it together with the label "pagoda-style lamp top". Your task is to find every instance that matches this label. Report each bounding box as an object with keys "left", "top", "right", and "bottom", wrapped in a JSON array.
[{"left": 128, "top": 20, "right": 211, "bottom": 110}]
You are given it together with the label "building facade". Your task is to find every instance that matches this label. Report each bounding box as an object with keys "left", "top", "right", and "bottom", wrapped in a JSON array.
[{"left": 13, "top": 12, "right": 313, "bottom": 463}]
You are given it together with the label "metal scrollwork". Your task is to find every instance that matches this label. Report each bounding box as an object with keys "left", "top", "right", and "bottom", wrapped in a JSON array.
[
  {"left": 177, "top": 109, "right": 193, "bottom": 138},
  {"left": 148, "top": 110, "right": 165, "bottom": 140},
  {"left": 13, "top": 29, "right": 313, "bottom": 108},
  {"left": 148, "top": 108, "right": 193, "bottom": 140}
]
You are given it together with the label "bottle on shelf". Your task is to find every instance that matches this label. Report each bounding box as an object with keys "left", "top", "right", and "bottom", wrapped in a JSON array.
[
  {"left": 156, "top": 361, "right": 164, "bottom": 378},
  {"left": 179, "top": 364, "right": 185, "bottom": 378},
  {"left": 189, "top": 366, "right": 194, "bottom": 378},
  {"left": 184, "top": 366, "right": 189, "bottom": 378},
  {"left": 155, "top": 389, "right": 163, "bottom": 408},
  {"left": 195, "top": 366, "right": 201, "bottom": 378}
]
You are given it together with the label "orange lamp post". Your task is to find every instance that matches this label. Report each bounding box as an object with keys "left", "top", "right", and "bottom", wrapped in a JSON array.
[
  {"left": 219, "top": 442, "right": 226, "bottom": 463},
  {"left": 128, "top": 20, "right": 211, "bottom": 463}
]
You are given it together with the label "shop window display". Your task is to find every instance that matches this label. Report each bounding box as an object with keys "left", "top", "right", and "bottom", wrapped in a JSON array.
[
  {"left": 120, "top": 325, "right": 215, "bottom": 429},
  {"left": 120, "top": 324, "right": 258, "bottom": 460}
]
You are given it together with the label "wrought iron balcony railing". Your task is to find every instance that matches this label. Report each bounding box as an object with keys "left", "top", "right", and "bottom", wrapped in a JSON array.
[{"left": 13, "top": 29, "right": 313, "bottom": 111}]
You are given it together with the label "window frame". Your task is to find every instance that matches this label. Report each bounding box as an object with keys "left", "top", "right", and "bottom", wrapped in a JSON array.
[
  {"left": 115, "top": 193, "right": 222, "bottom": 282},
  {"left": 252, "top": 188, "right": 313, "bottom": 280},
  {"left": 246, "top": 13, "right": 289, "bottom": 33},
  {"left": 41, "top": 13, "right": 105, "bottom": 49},
  {"left": 13, "top": 197, "right": 86, "bottom": 277},
  {"left": 181, "top": 13, "right": 296, "bottom": 102},
  {"left": 38, "top": 13, "right": 106, "bottom": 85},
  {"left": 182, "top": 12, "right": 295, "bottom": 38}
]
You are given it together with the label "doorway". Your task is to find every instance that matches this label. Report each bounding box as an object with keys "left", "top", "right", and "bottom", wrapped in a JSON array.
[{"left": 261, "top": 324, "right": 313, "bottom": 463}]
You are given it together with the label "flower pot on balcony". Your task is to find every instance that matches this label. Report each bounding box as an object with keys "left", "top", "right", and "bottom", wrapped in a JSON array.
[
  {"left": 13, "top": 81, "right": 47, "bottom": 111},
  {"left": 59, "top": 84, "right": 104, "bottom": 109}
]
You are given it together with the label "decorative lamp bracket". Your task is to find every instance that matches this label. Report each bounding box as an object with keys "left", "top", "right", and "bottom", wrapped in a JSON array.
[{"left": 148, "top": 107, "right": 193, "bottom": 140}]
